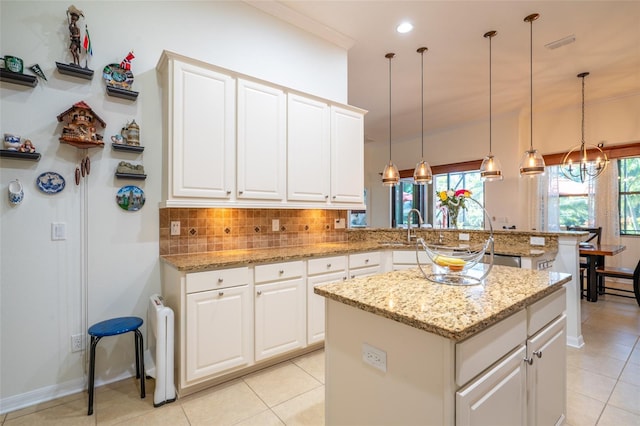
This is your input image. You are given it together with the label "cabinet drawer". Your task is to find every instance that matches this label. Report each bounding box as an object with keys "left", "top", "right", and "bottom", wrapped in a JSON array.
[
  {"left": 349, "top": 251, "right": 381, "bottom": 269},
  {"left": 456, "top": 310, "right": 527, "bottom": 387},
  {"left": 255, "top": 260, "right": 304, "bottom": 284},
  {"left": 393, "top": 249, "right": 429, "bottom": 265},
  {"left": 527, "top": 287, "right": 566, "bottom": 337},
  {"left": 186, "top": 267, "right": 250, "bottom": 293},
  {"left": 308, "top": 256, "right": 347, "bottom": 276}
]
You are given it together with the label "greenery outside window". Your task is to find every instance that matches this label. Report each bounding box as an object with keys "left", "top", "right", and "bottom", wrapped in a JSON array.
[
  {"left": 619, "top": 157, "right": 640, "bottom": 235},
  {"left": 547, "top": 165, "right": 595, "bottom": 228},
  {"left": 391, "top": 179, "right": 426, "bottom": 228}
]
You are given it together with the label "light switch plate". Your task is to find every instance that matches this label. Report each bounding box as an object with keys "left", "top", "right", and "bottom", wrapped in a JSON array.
[
  {"left": 51, "top": 222, "right": 66, "bottom": 240},
  {"left": 272, "top": 219, "right": 280, "bottom": 232},
  {"left": 530, "top": 236, "right": 545, "bottom": 246}
]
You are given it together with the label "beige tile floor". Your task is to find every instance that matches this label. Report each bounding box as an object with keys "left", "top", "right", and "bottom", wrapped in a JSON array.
[{"left": 1, "top": 296, "right": 638, "bottom": 425}]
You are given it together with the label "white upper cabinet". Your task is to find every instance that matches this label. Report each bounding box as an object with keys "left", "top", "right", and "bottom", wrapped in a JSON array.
[
  {"left": 157, "top": 51, "right": 365, "bottom": 209},
  {"left": 237, "top": 79, "right": 286, "bottom": 201},
  {"left": 165, "top": 57, "right": 236, "bottom": 203},
  {"left": 287, "top": 94, "right": 331, "bottom": 202},
  {"left": 330, "top": 106, "right": 364, "bottom": 204}
]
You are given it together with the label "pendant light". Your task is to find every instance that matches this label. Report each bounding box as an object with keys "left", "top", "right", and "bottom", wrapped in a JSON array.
[
  {"left": 519, "top": 13, "right": 546, "bottom": 177},
  {"left": 480, "top": 31, "right": 503, "bottom": 181},
  {"left": 382, "top": 52, "right": 400, "bottom": 187},
  {"left": 413, "top": 47, "right": 433, "bottom": 185},
  {"left": 560, "top": 72, "right": 608, "bottom": 182}
]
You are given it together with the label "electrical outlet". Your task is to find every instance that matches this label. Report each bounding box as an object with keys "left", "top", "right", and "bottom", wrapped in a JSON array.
[
  {"left": 362, "top": 343, "right": 387, "bottom": 372},
  {"left": 71, "top": 334, "right": 84, "bottom": 352},
  {"left": 272, "top": 219, "right": 280, "bottom": 232},
  {"left": 459, "top": 233, "right": 470, "bottom": 241},
  {"left": 170, "top": 221, "right": 180, "bottom": 236},
  {"left": 334, "top": 218, "right": 346, "bottom": 229},
  {"left": 530, "top": 236, "right": 545, "bottom": 246}
]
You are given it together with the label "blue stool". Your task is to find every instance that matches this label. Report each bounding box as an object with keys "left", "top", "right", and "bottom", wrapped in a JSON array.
[{"left": 87, "top": 316, "right": 145, "bottom": 415}]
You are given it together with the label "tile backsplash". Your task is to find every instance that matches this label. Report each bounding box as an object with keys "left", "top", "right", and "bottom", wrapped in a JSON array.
[{"left": 159, "top": 208, "right": 348, "bottom": 255}]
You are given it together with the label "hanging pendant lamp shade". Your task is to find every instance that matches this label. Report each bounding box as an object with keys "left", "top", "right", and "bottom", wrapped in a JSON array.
[
  {"left": 480, "top": 31, "right": 503, "bottom": 182},
  {"left": 382, "top": 52, "right": 400, "bottom": 187},
  {"left": 560, "top": 72, "right": 608, "bottom": 183},
  {"left": 413, "top": 47, "right": 433, "bottom": 185},
  {"left": 519, "top": 13, "right": 546, "bottom": 177}
]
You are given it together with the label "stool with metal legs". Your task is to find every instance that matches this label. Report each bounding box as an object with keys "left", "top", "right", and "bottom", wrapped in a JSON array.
[{"left": 87, "top": 316, "right": 145, "bottom": 415}]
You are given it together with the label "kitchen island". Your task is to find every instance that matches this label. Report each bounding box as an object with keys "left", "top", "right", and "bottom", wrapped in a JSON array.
[{"left": 315, "top": 264, "right": 570, "bottom": 425}]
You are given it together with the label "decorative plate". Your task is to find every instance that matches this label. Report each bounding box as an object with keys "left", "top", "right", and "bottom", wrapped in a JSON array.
[
  {"left": 36, "top": 172, "right": 65, "bottom": 194},
  {"left": 102, "top": 63, "right": 134, "bottom": 90},
  {"left": 116, "top": 185, "right": 145, "bottom": 211}
]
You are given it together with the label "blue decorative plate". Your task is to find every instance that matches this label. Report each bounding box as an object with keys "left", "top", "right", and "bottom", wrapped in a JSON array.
[
  {"left": 36, "top": 172, "right": 65, "bottom": 194},
  {"left": 116, "top": 185, "right": 145, "bottom": 211}
]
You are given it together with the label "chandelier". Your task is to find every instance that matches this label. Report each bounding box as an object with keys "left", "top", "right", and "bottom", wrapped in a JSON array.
[{"left": 560, "top": 72, "right": 608, "bottom": 182}]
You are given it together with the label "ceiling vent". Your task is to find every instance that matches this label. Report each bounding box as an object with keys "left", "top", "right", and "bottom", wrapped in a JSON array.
[{"left": 545, "top": 34, "right": 576, "bottom": 50}]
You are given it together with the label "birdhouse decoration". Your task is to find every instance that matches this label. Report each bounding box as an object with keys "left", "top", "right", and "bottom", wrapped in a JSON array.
[{"left": 57, "top": 101, "right": 106, "bottom": 149}]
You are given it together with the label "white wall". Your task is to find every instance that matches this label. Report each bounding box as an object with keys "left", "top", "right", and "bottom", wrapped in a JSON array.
[
  {"left": 0, "top": 0, "right": 347, "bottom": 412},
  {"left": 365, "top": 93, "right": 640, "bottom": 267}
]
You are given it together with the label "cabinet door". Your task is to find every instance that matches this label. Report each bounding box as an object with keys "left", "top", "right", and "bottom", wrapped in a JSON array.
[
  {"left": 330, "top": 106, "right": 364, "bottom": 204},
  {"left": 288, "top": 94, "right": 330, "bottom": 202},
  {"left": 308, "top": 272, "right": 346, "bottom": 345},
  {"left": 255, "top": 278, "right": 306, "bottom": 361},
  {"left": 237, "top": 79, "right": 286, "bottom": 200},
  {"left": 527, "top": 314, "right": 566, "bottom": 426},
  {"left": 456, "top": 345, "right": 527, "bottom": 426},
  {"left": 185, "top": 285, "right": 252, "bottom": 382},
  {"left": 171, "top": 60, "right": 235, "bottom": 199}
]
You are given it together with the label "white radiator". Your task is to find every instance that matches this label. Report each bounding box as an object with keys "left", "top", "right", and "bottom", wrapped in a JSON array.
[{"left": 144, "top": 294, "right": 176, "bottom": 407}]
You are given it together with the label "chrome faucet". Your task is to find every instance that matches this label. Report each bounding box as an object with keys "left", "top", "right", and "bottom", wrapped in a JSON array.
[{"left": 407, "top": 209, "right": 423, "bottom": 242}]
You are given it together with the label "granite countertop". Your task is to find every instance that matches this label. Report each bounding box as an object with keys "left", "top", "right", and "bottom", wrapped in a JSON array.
[
  {"left": 161, "top": 239, "right": 554, "bottom": 272},
  {"left": 314, "top": 265, "right": 570, "bottom": 342}
]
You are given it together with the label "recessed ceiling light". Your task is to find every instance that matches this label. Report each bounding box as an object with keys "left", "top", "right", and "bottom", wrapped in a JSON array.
[{"left": 397, "top": 22, "right": 413, "bottom": 34}]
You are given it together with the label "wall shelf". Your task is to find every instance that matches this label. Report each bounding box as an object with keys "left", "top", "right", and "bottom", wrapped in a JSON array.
[
  {"left": 0, "top": 150, "right": 41, "bottom": 161},
  {"left": 112, "top": 143, "right": 144, "bottom": 153},
  {"left": 106, "top": 86, "right": 139, "bottom": 101},
  {"left": 115, "top": 172, "right": 146, "bottom": 180},
  {"left": 55, "top": 62, "right": 94, "bottom": 80},
  {"left": 0, "top": 69, "right": 38, "bottom": 87}
]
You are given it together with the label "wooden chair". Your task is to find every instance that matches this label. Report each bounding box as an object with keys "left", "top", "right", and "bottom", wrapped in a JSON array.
[
  {"left": 595, "top": 258, "right": 640, "bottom": 306},
  {"left": 567, "top": 226, "right": 602, "bottom": 298}
]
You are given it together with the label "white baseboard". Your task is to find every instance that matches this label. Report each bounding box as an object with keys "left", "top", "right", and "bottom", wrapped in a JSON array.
[{"left": 0, "top": 371, "right": 133, "bottom": 415}]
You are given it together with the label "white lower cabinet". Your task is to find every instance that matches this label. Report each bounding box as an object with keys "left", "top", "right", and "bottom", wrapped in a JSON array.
[
  {"left": 254, "top": 261, "right": 306, "bottom": 361},
  {"left": 307, "top": 256, "right": 348, "bottom": 345},
  {"left": 456, "top": 345, "right": 527, "bottom": 426},
  {"left": 185, "top": 285, "right": 253, "bottom": 382},
  {"left": 456, "top": 289, "right": 567, "bottom": 426},
  {"left": 348, "top": 251, "right": 382, "bottom": 278},
  {"left": 392, "top": 249, "right": 430, "bottom": 270}
]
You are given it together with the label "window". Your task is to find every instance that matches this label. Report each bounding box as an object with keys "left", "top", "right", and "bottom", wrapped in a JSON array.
[
  {"left": 619, "top": 157, "right": 640, "bottom": 235},
  {"left": 433, "top": 171, "right": 484, "bottom": 229},
  {"left": 391, "top": 179, "right": 426, "bottom": 228},
  {"left": 547, "top": 166, "right": 595, "bottom": 228}
]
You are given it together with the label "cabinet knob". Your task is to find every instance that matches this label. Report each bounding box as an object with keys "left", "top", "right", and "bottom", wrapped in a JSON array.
[
  {"left": 279, "top": 270, "right": 284, "bottom": 274},
  {"left": 365, "top": 259, "right": 369, "bottom": 263},
  {"left": 351, "top": 275, "right": 355, "bottom": 279},
  {"left": 239, "top": 190, "right": 244, "bottom": 195},
  {"left": 257, "top": 290, "right": 262, "bottom": 296},
  {"left": 534, "top": 350, "right": 542, "bottom": 359},
  {"left": 218, "top": 278, "right": 224, "bottom": 283},
  {"left": 218, "top": 291, "right": 224, "bottom": 296},
  {"left": 343, "top": 276, "right": 347, "bottom": 280},
  {"left": 524, "top": 357, "right": 534, "bottom": 365},
  {"left": 226, "top": 190, "right": 231, "bottom": 195},
  {"left": 332, "top": 195, "right": 336, "bottom": 199},
  {"left": 325, "top": 195, "right": 329, "bottom": 199},
  {"left": 327, "top": 263, "right": 332, "bottom": 268}
]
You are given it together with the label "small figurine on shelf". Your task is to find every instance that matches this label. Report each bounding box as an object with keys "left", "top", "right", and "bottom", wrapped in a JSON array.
[
  {"left": 103, "top": 51, "right": 138, "bottom": 99},
  {"left": 57, "top": 101, "right": 106, "bottom": 148},
  {"left": 117, "top": 161, "right": 145, "bottom": 175},
  {"left": 18, "top": 139, "right": 36, "bottom": 153},
  {"left": 110, "top": 120, "right": 141, "bottom": 146},
  {"left": 55, "top": 5, "right": 94, "bottom": 79}
]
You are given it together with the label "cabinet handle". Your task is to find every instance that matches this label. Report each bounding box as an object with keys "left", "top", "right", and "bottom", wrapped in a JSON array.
[
  {"left": 534, "top": 350, "right": 542, "bottom": 359},
  {"left": 218, "top": 291, "right": 224, "bottom": 296},
  {"left": 257, "top": 290, "right": 262, "bottom": 296},
  {"left": 218, "top": 278, "right": 224, "bottom": 283}
]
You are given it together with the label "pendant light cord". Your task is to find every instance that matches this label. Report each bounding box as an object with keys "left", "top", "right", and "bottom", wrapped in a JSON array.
[
  {"left": 388, "top": 55, "right": 392, "bottom": 161},
  {"left": 581, "top": 75, "right": 586, "bottom": 146},
  {"left": 529, "top": 17, "right": 534, "bottom": 152},
  {"left": 489, "top": 35, "right": 493, "bottom": 154},
  {"left": 421, "top": 50, "right": 425, "bottom": 158}
]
